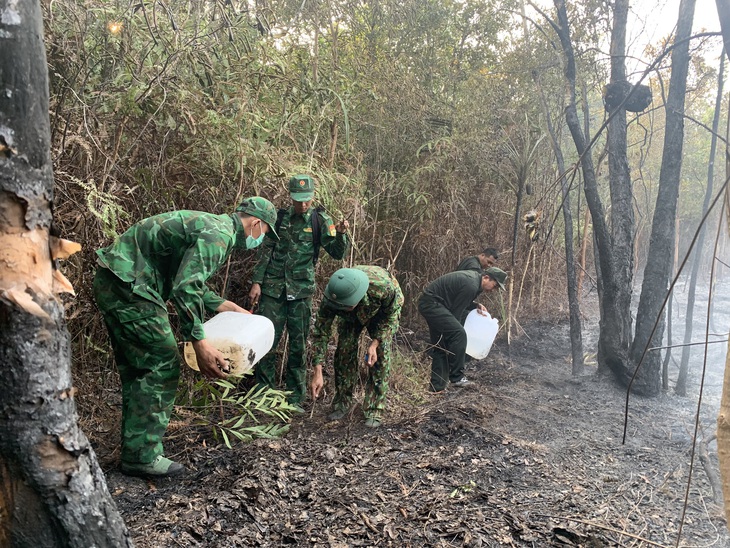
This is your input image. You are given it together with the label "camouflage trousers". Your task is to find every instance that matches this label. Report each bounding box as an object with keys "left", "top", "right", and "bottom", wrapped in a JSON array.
[
  {"left": 418, "top": 295, "right": 467, "bottom": 392},
  {"left": 332, "top": 319, "right": 392, "bottom": 419},
  {"left": 255, "top": 292, "right": 312, "bottom": 404},
  {"left": 93, "top": 267, "right": 180, "bottom": 465}
]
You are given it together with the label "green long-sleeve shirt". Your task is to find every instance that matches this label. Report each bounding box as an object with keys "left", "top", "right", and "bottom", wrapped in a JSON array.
[
  {"left": 421, "top": 270, "right": 483, "bottom": 320},
  {"left": 96, "top": 210, "right": 246, "bottom": 341},
  {"left": 252, "top": 207, "right": 348, "bottom": 300},
  {"left": 311, "top": 266, "right": 403, "bottom": 365}
]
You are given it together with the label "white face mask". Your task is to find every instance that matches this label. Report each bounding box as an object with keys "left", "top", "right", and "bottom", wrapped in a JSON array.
[{"left": 245, "top": 221, "right": 265, "bottom": 249}]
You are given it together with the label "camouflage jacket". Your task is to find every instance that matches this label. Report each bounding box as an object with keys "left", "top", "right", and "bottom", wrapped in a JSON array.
[
  {"left": 311, "top": 266, "right": 403, "bottom": 365},
  {"left": 456, "top": 255, "right": 481, "bottom": 272},
  {"left": 96, "top": 211, "right": 246, "bottom": 341},
  {"left": 252, "top": 207, "right": 348, "bottom": 300}
]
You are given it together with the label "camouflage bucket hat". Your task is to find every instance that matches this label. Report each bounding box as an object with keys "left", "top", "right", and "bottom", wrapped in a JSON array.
[
  {"left": 484, "top": 267, "right": 507, "bottom": 290},
  {"left": 289, "top": 175, "right": 315, "bottom": 202},
  {"left": 324, "top": 268, "right": 369, "bottom": 309},
  {"left": 236, "top": 197, "right": 279, "bottom": 239}
]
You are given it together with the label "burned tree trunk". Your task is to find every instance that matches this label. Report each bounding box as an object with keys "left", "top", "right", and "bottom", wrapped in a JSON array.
[
  {"left": 532, "top": 81, "right": 584, "bottom": 375},
  {"left": 604, "top": 0, "right": 636, "bottom": 385},
  {"left": 0, "top": 1, "right": 131, "bottom": 546},
  {"left": 715, "top": 0, "right": 730, "bottom": 528},
  {"left": 630, "top": 0, "right": 697, "bottom": 395},
  {"left": 550, "top": 0, "right": 631, "bottom": 385}
]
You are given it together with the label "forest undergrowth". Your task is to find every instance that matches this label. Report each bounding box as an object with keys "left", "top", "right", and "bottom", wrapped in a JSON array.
[{"left": 77, "top": 304, "right": 730, "bottom": 548}]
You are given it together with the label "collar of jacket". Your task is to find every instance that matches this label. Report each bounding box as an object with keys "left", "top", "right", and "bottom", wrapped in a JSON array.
[{"left": 289, "top": 206, "right": 313, "bottom": 221}]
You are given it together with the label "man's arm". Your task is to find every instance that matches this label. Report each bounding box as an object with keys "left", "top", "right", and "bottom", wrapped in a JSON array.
[
  {"left": 201, "top": 287, "right": 226, "bottom": 313},
  {"left": 168, "top": 230, "right": 248, "bottom": 379},
  {"left": 318, "top": 211, "right": 349, "bottom": 260},
  {"left": 309, "top": 305, "right": 337, "bottom": 398},
  {"left": 249, "top": 213, "right": 281, "bottom": 308},
  {"left": 170, "top": 237, "right": 230, "bottom": 341},
  {"left": 369, "top": 289, "right": 403, "bottom": 346},
  {"left": 215, "top": 300, "right": 249, "bottom": 313},
  {"left": 192, "top": 339, "right": 230, "bottom": 379},
  {"left": 251, "top": 232, "right": 276, "bottom": 285}
]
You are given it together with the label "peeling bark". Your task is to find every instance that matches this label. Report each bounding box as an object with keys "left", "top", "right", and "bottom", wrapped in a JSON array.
[{"left": 0, "top": 0, "right": 131, "bottom": 545}]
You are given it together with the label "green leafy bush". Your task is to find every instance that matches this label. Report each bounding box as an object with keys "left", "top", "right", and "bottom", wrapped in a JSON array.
[{"left": 176, "top": 376, "right": 296, "bottom": 448}]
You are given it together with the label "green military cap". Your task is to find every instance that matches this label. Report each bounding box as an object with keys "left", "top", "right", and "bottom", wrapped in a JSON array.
[
  {"left": 235, "top": 196, "right": 279, "bottom": 239},
  {"left": 289, "top": 174, "right": 315, "bottom": 202},
  {"left": 484, "top": 267, "right": 507, "bottom": 290},
  {"left": 324, "top": 268, "right": 369, "bottom": 309}
]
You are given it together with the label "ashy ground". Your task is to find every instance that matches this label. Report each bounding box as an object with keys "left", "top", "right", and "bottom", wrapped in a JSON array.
[{"left": 93, "top": 315, "right": 730, "bottom": 548}]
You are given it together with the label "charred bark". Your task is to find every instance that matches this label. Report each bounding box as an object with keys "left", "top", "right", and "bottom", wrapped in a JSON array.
[
  {"left": 715, "top": 8, "right": 730, "bottom": 527},
  {"left": 630, "top": 0, "right": 697, "bottom": 396},
  {"left": 604, "top": 0, "right": 635, "bottom": 386},
  {"left": 0, "top": 1, "right": 131, "bottom": 546},
  {"left": 550, "top": 0, "right": 631, "bottom": 386}
]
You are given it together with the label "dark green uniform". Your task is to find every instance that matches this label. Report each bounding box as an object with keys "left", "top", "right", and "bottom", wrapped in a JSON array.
[
  {"left": 252, "top": 207, "right": 348, "bottom": 403},
  {"left": 455, "top": 255, "right": 482, "bottom": 324},
  {"left": 311, "top": 266, "right": 403, "bottom": 420},
  {"left": 456, "top": 255, "right": 482, "bottom": 272},
  {"left": 418, "top": 270, "right": 482, "bottom": 391},
  {"left": 93, "top": 211, "right": 246, "bottom": 465}
]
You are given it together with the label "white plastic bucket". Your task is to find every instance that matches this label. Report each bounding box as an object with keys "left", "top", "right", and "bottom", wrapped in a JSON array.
[
  {"left": 464, "top": 309, "right": 499, "bottom": 360},
  {"left": 183, "top": 312, "right": 275, "bottom": 376}
]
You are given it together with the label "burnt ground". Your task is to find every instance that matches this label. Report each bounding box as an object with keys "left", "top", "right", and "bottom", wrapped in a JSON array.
[{"left": 90, "top": 316, "right": 730, "bottom": 548}]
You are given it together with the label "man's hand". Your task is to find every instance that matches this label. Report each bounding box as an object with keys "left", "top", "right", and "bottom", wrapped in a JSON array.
[
  {"left": 311, "top": 365, "right": 324, "bottom": 399},
  {"left": 335, "top": 219, "right": 349, "bottom": 233},
  {"left": 476, "top": 303, "right": 488, "bottom": 317},
  {"left": 366, "top": 340, "right": 379, "bottom": 367},
  {"left": 216, "top": 300, "right": 250, "bottom": 314},
  {"left": 248, "top": 283, "right": 262, "bottom": 312},
  {"left": 192, "top": 339, "right": 230, "bottom": 380}
]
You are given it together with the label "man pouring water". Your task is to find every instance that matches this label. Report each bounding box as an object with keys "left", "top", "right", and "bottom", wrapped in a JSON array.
[{"left": 418, "top": 267, "right": 507, "bottom": 393}]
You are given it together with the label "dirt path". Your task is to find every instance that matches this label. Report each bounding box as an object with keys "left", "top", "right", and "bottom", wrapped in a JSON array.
[{"left": 103, "top": 320, "right": 729, "bottom": 547}]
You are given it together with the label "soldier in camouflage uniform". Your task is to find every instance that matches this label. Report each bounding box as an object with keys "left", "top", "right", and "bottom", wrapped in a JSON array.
[
  {"left": 249, "top": 175, "right": 349, "bottom": 410},
  {"left": 310, "top": 266, "right": 403, "bottom": 428},
  {"left": 93, "top": 197, "right": 278, "bottom": 478}
]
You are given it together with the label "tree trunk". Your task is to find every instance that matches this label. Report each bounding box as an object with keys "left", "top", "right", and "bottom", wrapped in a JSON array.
[
  {"left": 0, "top": 1, "right": 131, "bottom": 546},
  {"left": 533, "top": 77, "right": 584, "bottom": 375},
  {"left": 629, "top": 0, "right": 697, "bottom": 396},
  {"left": 719, "top": 336, "right": 730, "bottom": 529},
  {"left": 676, "top": 53, "right": 725, "bottom": 396},
  {"left": 605, "top": 0, "right": 636, "bottom": 380},
  {"left": 511, "top": 182, "right": 524, "bottom": 269},
  {"left": 551, "top": 0, "right": 629, "bottom": 384},
  {"left": 577, "top": 205, "right": 591, "bottom": 302},
  {"left": 506, "top": 181, "right": 524, "bottom": 348},
  {"left": 662, "top": 215, "right": 680, "bottom": 391},
  {"left": 715, "top": 4, "right": 730, "bottom": 526},
  {"left": 717, "top": 0, "right": 730, "bottom": 58}
]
